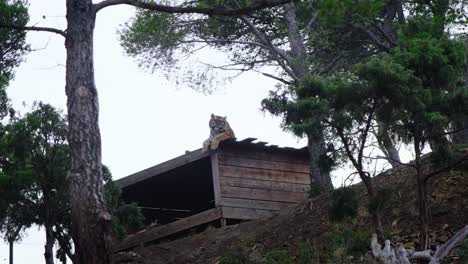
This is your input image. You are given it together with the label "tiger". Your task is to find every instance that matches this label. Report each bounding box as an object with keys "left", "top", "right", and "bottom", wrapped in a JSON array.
[{"left": 202, "top": 114, "right": 235, "bottom": 152}]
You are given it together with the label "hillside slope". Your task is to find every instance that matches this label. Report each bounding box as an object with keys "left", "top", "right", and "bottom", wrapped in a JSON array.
[{"left": 114, "top": 166, "right": 468, "bottom": 264}]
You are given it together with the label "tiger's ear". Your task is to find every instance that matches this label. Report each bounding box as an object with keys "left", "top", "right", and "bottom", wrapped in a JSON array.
[
  {"left": 211, "top": 113, "right": 215, "bottom": 119},
  {"left": 223, "top": 116, "right": 227, "bottom": 120}
]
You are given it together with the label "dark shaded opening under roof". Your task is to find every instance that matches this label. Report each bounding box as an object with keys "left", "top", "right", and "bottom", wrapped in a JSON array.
[{"left": 120, "top": 157, "right": 215, "bottom": 226}]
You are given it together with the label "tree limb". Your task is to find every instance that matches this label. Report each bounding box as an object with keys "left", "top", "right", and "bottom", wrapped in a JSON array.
[
  {"left": 371, "top": 225, "right": 468, "bottom": 264},
  {"left": 0, "top": 24, "right": 67, "bottom": 38},
  {"left": 258, "top": 71, "right": 293, "bottom": 85},
  {"left": 356, "top": 25, "right": 390, "bottom": 51},
  {"left": 239, "top": 15, "right": 299, "bottom": 83},
  {"left": 430, "top": 225, "right": 468, "bottom": 264},
  {"left": 179, "top": 39, "right": 269, "bottom": 49},
  {"left": 93, "top": 0, "right": 292, "bottom": 16}
]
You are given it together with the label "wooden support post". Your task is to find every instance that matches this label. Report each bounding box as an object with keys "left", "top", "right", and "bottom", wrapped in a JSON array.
[
  {"left": 210, "top": 152, "right": 222, "bottom": 207},
  {"left": 220, "top": 218, "right": 227, "bottom": 227}
]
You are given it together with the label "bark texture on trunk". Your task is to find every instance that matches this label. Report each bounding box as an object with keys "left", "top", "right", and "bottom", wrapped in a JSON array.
[
  {"left": 452, "top": 117, "right": 468, "bottom": 145},
  {"left": 452, "top": 39, "right": 468, "bottom": 145},
  {"left": 284, "top": 3, "right": 333, "bottom": 189},
  {"left": 414, "top": 137, "right": 430, "bottom": 251},
  {"left": 9, "top": 241, "right": 13, "bottom": 264},
  {"left": 65, "top": 1, "right": 112, "bottom": 263},
  {"left": 44, "top": 222, "right": 55, "bottom": 264},
  {"left": 307, "top": 134, "right": 333, "bottom": 189},
  {"left": 377, "top": 121, "right": 401, "bottom": 167}
]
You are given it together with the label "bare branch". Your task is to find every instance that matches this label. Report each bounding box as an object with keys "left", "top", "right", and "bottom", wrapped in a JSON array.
[
  {"left": 257, "top": 71, "right": 293, "bottom": 85},
  {"left": 179, "top": 39, "right": 269, "bottom": 49},
  {"left": 301, "top": 12, "right": 318, "bottom": 40},
  {"left": 0, "top": 24, "right": 66, "bottom": 38},
  {"left": 356, "top": 25, "right": 390, "bottom": 51},
  {"left": 430, "top": 225, "right": 468, "bottom": 264},
  {"left": 239, "top": 15, "right": 299, "bottom": 83},
  {"left": 93, "top": 0, "right": 292, "bottom": 16}
]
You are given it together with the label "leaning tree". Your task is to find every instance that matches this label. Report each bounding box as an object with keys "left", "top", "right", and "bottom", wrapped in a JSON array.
[{"left": 0, "top": 0, "right": 293, "bottom": 262}]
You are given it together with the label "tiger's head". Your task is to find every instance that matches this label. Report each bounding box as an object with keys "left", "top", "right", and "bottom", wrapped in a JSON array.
[{"left": 209, "top": 114, "right": 228, "bottom": 134}]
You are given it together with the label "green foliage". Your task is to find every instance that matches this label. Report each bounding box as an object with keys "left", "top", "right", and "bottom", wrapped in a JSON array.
[
  {"left": 263, "top": 250, "right": 294, "bottom": 264},
  {"left": 119, "top": 11, "right": 188, "bottom": 69},
  {"left": 295, "top": 241, "right": 313, "bottom": 264},
  {"left": 104, "top": 167, "right": 144, "bottom": 239},
  {"left": 0, "top": 0, "right": 29, "bottom": 118},
  {"left": 456, "top": 239, "right": 468, "bottom": 263},
  {"left": 0, "top": 103, "right": 72, "bottom": 262},
  {"left": 319, "top": 0, "right": 385, "bottom": 25},
  {"left": 306, "top": 182, "right": 323, "bottom": 198},
  {"left": 328, "top": 188, "right": 358, "bottom": 222},
  {"left": 325, "top": 225, "right": 370, "bottom": 258},
  {"left": 219, "top": 252, "right": 243, "bottom": 264},
  {"left": 367, "top": 188, "right": 393, "bottom": 215}
]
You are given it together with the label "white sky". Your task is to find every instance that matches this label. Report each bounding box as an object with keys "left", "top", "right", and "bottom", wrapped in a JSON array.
[
  {"left": 0, "top": 1, "right": 414, "bottom": 263},
  {"left": 1, "top": 1, "right": 311, "bottom": 263}
]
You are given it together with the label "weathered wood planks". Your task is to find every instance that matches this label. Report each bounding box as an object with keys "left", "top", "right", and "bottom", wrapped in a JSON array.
[
  {"left": 221, "top": 197, "right": 295, "bottom": 211},
  {"left": 114, "top": 207, "right": 222, "bottom": 252},
  {"left": 216, "top": 145, "right": 311, "bottom": 219},
  {"left": 220, "top": 185, "right": 307, "bottom": 203},
  {"left": 221, "top": 207, "right": 277, "bottom": 220},
  {"left": 218, "top": 156, "right": 309, "bottom": 173},
  {"left": 220, "top": 176, "right": 309, "bottom": 193},
  {"left": 218, "top": 165, "right": 310, "bottom": 184},
  {"left": 116, "top": 149, "right": 210, "bottom": 188}
]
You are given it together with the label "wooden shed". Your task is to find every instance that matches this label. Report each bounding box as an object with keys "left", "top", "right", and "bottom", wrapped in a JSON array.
[{"left": 114, "top": 138, "right": 311, "bottom": 251}]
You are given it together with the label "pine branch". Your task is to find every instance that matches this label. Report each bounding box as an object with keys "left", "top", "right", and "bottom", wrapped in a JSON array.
[
  {"left": 93, "top": 0, "right": 292, "bottom": 16},
  {"left": 0, "top": 24, "right": 66, "bottom": 38}
]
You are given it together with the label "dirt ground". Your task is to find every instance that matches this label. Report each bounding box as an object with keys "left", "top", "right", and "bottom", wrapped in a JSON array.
[{"left": 114, "top": 166, "right": 468, "bottom": 264}]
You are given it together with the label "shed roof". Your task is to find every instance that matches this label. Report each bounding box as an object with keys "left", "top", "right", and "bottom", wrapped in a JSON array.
[{"left": 115, "top": 138, "right": 308, "bottom": 189}]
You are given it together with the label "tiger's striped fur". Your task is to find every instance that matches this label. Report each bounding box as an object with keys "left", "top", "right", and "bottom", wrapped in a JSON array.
[{"left": 202, "top": 114, "right": 235, "bottom": 152}]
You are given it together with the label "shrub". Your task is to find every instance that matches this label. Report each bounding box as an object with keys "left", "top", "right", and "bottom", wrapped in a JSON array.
[
  {"left": 328, "top": 188, "right": 358, "bottom": 222},
  {"left": 219, "top": 252, "right": 243, "bottom": 264},
  {"left": 263, "top": 250, "right": 295, "bottom": 264}
]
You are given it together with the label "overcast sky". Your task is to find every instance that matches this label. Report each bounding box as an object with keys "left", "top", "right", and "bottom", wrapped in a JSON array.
[
  {"left": 0, "top": 0, "right": 412, "bottom": 262},
  {"left": 0, "top": 1, "right": 313, "bottom": 263}
]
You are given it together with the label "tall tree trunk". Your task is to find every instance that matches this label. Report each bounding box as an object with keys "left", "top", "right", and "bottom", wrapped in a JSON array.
[
  {"left": 284, "top": 3, "right": 333, "bottom": 189},
  {"left": 452, "top": 38, "right": 468, "bottom": 145},
  {"left": 9, "top": 240, "right": 13, "bottom": 264},
  {"left": 415, "top": 136, "right": 430, "bottom": 251},
  {"left": 44, "top": 222, "right": 55, "bottom": 264},
  {"left": 452, "top": 118, "right": 468, "bottom": 145},
  {"left": 307, "top": 134, "right": 333, "bottom": 189},
  {"left": 65, "top": 1, "right": 112, "bottom": 263},
  {"left": 377, "top": 121, "right": 401, "bottom": 167}
]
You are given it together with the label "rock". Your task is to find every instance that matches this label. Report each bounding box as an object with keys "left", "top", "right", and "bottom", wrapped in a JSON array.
[
  {"left": 248, "top": 251, "right": 263, "bottom": 263},
  {"left": 113, "top": 251, "right": 146, "bottom": 264},
  {"left": 436, "top": 235, "right": 449, "bottom": 242},
  {"left": 404, "top": 242, "right": 415, "bottom": 249}
]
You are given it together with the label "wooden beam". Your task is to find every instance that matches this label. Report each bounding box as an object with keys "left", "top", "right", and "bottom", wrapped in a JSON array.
[
  {"left": 220, "top": 148, "right": 309, "bottom": 164},
  {"left": 220, "top": 197, "right": 295, "bottom": 211},
  {"left": 239, "top": 137, "right": 257, "bottom": 143},
  {"left": 218, "top": 165, "right": 310, "bottom": 184},
  {"left": 220, "top": 176, "right": 309, "bottom": 193},
  {"left": 116, "top": 149, "right": 210, "bottom": 188},
  {"left": 221, "top": 206, "right": 276, "bottom": 220},
  {"left": 218, "top": 156, "right": 310, "bottom": 173},
  {"left": 211, "top": 152, "right": 222, "bottom": 207},
  {"left": 113, "top": 207, "right": 222, "bottom": 252},
  {"left": 220, "top": 185, "right": 307, "bottom": 203}
]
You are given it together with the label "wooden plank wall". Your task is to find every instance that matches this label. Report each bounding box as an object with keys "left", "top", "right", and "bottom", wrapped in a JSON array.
[{"left": 217, "top": 147, "right": 311, "bottom": 220}]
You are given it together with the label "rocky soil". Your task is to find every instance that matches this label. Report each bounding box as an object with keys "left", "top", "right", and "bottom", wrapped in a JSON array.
[{"left": 113, "top": 165, "right": 468, "bottom": 264}]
